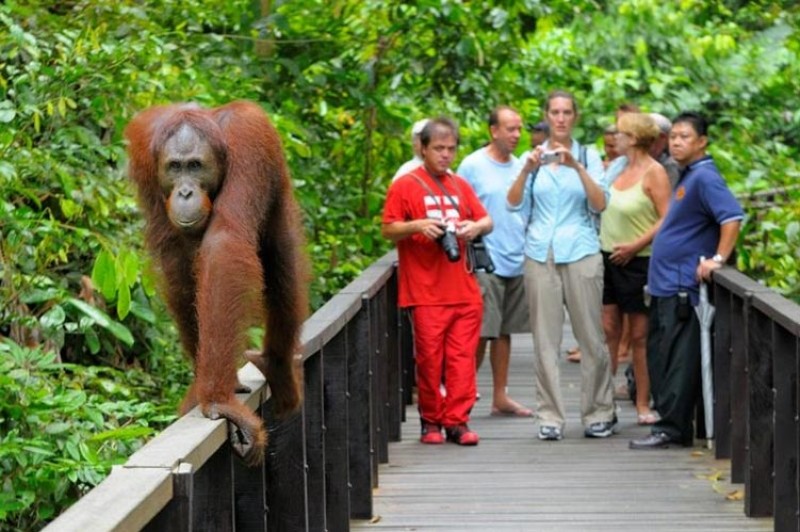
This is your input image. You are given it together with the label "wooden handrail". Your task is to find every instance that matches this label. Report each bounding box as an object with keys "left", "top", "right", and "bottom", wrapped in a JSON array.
[
  {"left": 44, "top": 249, "right": 408, "bottom": 532},
  {"left": 712, "top": 267, "right": 800, "bottom": 532},
  {"left": 45, "top": 256, "right": 799, "bottom": 532}
]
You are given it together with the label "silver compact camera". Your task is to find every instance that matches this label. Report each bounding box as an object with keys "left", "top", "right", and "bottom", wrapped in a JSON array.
[{"left": 540, "top": 151, "right": 560, "bottom": 164}]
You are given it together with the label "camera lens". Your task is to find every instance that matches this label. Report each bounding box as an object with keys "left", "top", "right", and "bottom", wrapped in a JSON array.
[{"left": 440, "top": 222, "right": 460, "bottom": 262}]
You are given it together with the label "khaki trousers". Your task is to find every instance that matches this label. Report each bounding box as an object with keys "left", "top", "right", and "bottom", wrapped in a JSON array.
[{"left": 523, "top": 252, "right": 615, "bottom": 428}]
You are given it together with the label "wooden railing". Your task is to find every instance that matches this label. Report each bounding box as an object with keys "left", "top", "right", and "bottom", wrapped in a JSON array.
[
  {"left": 40, "top": 256, "right": 800, "bottom": 532},
  {"left": 713, "top": 268, "right": 800, "bottom": 532},
  {"left": 43, "top": 249, "right": 412, "bottom": 532}
]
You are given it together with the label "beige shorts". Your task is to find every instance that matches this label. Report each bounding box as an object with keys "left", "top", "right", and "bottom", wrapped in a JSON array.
[{"left": 477, "top": 272, "right": 530, "bottom": 338}]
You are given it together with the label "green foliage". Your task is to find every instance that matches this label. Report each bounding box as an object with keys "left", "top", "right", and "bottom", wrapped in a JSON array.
[
  {"left": 1, "top": 0, "right": 799, "bottom": 527},
  {"left": 0, "top": 339, "right": 181, "bottom": 530}
]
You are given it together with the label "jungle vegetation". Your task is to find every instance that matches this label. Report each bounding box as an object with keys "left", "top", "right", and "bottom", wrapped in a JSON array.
[{"left": 1, "top": 0, "right": 798, "bottom": 528}]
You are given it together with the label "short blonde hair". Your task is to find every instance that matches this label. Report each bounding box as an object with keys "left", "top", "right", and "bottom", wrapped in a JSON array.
[{"left": 618, "top": 113, "right": 659, "bottom": 150}]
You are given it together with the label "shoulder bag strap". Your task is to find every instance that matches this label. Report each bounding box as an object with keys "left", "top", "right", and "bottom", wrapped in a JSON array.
[{"left": 527, "top": 166, "right": 540, "bottom": 221}]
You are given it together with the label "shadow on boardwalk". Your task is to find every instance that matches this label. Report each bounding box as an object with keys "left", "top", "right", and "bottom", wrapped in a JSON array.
[{"left": 352, "top": 330, "right": 773, "bottom": 532}]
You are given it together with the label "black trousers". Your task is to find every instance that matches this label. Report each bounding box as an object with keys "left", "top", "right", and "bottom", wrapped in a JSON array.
[{"left": 646, "top": 294, "right": 702, "bottom": 445}]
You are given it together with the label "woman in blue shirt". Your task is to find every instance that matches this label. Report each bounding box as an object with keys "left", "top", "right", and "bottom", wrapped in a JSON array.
[{"left": 507, "top": 90, "right": 616, "bottom": 441}]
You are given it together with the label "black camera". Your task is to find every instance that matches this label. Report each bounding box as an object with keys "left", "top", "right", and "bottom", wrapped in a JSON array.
[{"left": 440, "top": 220, "right": 460, "bottom": 262}]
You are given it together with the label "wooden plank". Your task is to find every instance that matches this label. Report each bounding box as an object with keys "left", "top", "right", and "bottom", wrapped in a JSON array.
[
  {"left": 752, "top": 289, "right": 800, "bottom": 337},
  {"left": 731, "top": 293, "right": 748, "bottom": 483},
  {"left": 372, "top": 291, "right": 390, "bottom": 465},
  {"left": 41, "top": 467, "right": 172, "bottom": 532},
  {"left": 348, "top": 306, "right": 375, "bottom": 519},
  {"left": 144, "top": 463, "right": 193, "bottom": 532},
  {"left": 340, "top": 252, "right": 396, "bottom": 299},
  {"left": 304, "top": 352, "right": 327, "bottom": 531},
  {"left": 772, "top": 325, "right": 798, "bottom": 532},
  {"left": 299, "top": 292, "right": 362, "bottom": 360},
  {"left": 367, "top": 296, "right": 385, "bottom": 476},
  {"left": 399, "top": 308, "right": 415, "bottom": 409},
  {"left": 233, "top": 405, "right": 267, "bottom": 532},
  {"left": 746, "top": 305, "right": 775, "bottom": 517},
  {"left": 263, "top": 407, "right": 306, "bottom": 531},
  {"left": 714, "top": 283, "right": 733, "bottom": 459},
  {"left": 713, "top": 268, "right": 771, "bottom": 299},
  {"left": 385, "top": 274, "right": 403, "bottom": 442},
  {"left": 126, "top": 363, "right": 266, "bottom": 470},
  {"left": 352, "top": 330, "right": 773, "bottom": 531},
  {"left": 323, "top": 327, "right": 352, "bottom": 531},
  {"left": 193, "top": 444, "right": 234, "bottom": 530}
]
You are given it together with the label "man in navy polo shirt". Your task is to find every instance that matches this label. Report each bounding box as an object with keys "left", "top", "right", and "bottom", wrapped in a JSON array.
[{"left": 629, "top": 111, "right": 743, "bottom": 450}]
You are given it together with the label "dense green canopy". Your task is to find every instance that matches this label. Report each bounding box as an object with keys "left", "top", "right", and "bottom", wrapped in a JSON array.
[{"left": 1, "top": 0, "right": 798, "bottom": 527}]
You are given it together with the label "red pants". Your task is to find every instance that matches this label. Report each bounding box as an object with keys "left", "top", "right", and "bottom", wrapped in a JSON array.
[{"left": 411, "top": 303, "right": 482, "bottom": 427}]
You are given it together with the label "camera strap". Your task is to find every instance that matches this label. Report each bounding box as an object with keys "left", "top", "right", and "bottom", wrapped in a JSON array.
[{"left": 410, "top": 171, "right": 464, "bottom": 220}]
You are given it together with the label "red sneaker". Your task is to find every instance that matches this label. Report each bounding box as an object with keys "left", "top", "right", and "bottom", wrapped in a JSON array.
[
  {"left": 420, "top": 423, "right": 444, "bottom": 444},
  {"left": 445, "top": 424, "right": 479, "bottom": 446}
]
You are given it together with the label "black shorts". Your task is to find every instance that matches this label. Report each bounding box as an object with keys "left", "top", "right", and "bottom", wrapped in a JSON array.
[{"left": 602, "top": 252, "right": 649, "bottom": 314}]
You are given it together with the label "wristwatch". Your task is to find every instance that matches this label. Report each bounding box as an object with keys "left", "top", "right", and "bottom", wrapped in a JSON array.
[{"left": 711, "top": 254, "right": 724, "bottom": 264}]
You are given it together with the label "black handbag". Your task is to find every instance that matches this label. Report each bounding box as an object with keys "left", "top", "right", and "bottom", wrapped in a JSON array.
[{"left": 467, "top": 236, "right": 495, "bottom": 273}]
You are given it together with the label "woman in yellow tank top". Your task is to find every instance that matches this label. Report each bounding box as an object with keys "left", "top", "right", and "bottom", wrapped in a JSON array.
[{"left": 600, "top": 113, "right": 672, "bottom": 424}]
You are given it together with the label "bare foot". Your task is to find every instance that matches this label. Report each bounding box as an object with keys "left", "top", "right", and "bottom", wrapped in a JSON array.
[
  {"left": 566, "top": 348, "right": 581, "bottom": 363},
  {"left": 637, "top": 410, "right": 659, "bottom": 425},
  {"left": 490, "top": 398, "right": 533, "bottom": 417}
]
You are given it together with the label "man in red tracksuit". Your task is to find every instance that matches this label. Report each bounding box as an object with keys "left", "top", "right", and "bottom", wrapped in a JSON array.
[{"left": 382, "top": 116, "right": 493, "bottom": 445}]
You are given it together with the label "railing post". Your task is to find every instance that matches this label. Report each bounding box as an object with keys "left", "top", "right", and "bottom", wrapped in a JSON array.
[
  {"left": 323, "top": 326, "right": 352, "bottom": 531},
  {"left": 730, "top": 290, "right": 749, "bottom": 483},
  {"left": 143, "top": 463, "right": 194, "bottom": 532},
  {"left": 194, "top": 443, "right": 235, "bottom": 530},
  {"left": 400, "top": 308, "right": 415, "bottom": 408},
  {"left": 263, "top": 406, "right": 306, "bottom": 531},
  {"left": 713, "top": 281, "right": 733, "bottom": 459},
  {"left": 385, "top": 275, "right": 403, "bottom": 441},
  {"left": 772, "top": 319, "right": 798, "bottom": 531},
  {"left": 369, "top": 292, "right": 390, "bottom": 466},
  {"left": 745, "top": 298, "right": 774, "bottom": 517},
  {"left": 347, "top": 302, "right": 374, "bottom": 519},
  {"left": 304, "top": 351, "right": 327, "bottom": 531},
  {"left": 233, "top": 402, "right": 268, "bottom": 532}
]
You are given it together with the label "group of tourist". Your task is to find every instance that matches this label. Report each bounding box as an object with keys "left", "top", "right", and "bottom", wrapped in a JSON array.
[{"left": 381, "top": 89, "right": 743, "bottom": 450}]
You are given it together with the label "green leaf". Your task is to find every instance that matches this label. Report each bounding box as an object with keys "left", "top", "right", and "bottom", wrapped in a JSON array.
[
  {"left": 65, "top": 298, "right": 135, "bottom": 347},
  {"left": 120, "top": 249, "right": 139, "bottom": 287},
  {"left": 89, "top": 425, "right": 154, "bottom": 442},
  {"left": 92, "top": 250, "right": 117, "bottom": 301},
  {"left": 45, "top": 422, "right": 72, "bottom": 434},
  {"left": 0, "top": 100, "right": 16, "bottom": 123},
  {"left": 117, "top": 282, "right": 131, "bottom": 320},
  {"left": 59, "top": 198, "right": 81, "bottom": 219},
  {"left": 40, "top": 305, "right": 66, "bottom": 329},
  {"left": 85, "top": 327, "right": 100, "bottom": 354},
  {"left": 0, "top": 161, "right": 16, "bottom": 179}
]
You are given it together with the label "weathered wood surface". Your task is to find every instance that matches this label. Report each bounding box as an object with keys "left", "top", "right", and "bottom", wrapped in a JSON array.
[{"left": 352, "top": 328, "right": 774, "bottom": 532}]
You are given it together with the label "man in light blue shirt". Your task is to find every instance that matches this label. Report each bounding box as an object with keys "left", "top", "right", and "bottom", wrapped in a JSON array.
[{"left": 457, "top": 105, "right": 532, "bottom": 417}]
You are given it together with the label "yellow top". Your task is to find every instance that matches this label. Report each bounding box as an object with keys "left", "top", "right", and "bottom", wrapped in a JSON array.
[{"left": 599, "top": 179, "right": 659, "bottom": 257}]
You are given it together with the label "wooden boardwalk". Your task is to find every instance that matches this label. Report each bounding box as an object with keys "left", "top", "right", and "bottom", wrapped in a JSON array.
[{"left": 351, "top": 329, "right": 773, "bottom": 532}]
